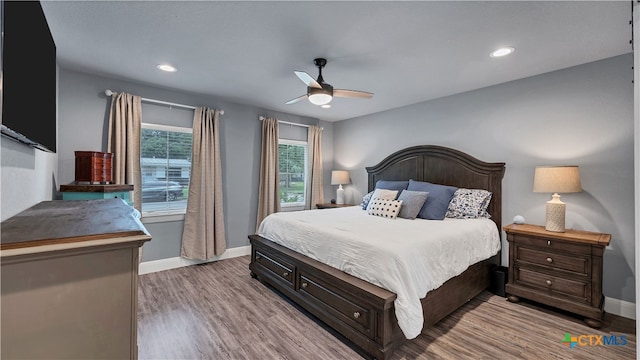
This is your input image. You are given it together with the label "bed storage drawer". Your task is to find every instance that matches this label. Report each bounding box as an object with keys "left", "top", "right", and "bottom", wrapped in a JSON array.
[
  {"left": 252, "top": 249, "right": 295, "bottom": 287},
  {"left": 298, "top": 271, "right": 372, "bottom": 336},
  {"left": 249, "top": 234, "right": 401, "bottom": 360}
]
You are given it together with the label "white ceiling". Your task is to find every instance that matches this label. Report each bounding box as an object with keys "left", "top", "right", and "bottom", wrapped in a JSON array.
[{"left": 40, "top": 1, "right": 633, "bottom": 122}]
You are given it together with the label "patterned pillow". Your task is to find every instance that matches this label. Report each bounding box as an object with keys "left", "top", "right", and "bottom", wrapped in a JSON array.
[
  {"left": 446, "top": 189, "right": 493, "bottom": 219},
  {"left": 367, "top": 198, "right": 403, "bottom": 219},
  {"left": 365, "top": 189, "right": 399, "bottom": 211},
  {"left": 360, "top": 191, "right": 374, "bottom": 210}
]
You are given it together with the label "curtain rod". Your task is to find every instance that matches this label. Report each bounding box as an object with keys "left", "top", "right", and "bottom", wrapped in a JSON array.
[
  {"left": 104, "top": 89, "right": 224, "bottom": 115},
  {"left": 259, "top": 116, "right": 322, "bottom": 130}
]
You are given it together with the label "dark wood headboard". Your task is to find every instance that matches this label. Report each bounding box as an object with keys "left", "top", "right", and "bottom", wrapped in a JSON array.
[{"left": 366, "top": 145, "right": 506, "bottom": 230}]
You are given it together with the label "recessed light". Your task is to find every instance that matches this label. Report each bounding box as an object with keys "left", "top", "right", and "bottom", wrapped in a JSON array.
[
  {"left": 157, "top": 64, "right": 177, "bottom": 72},
  {"left": 489, "top": 47, "right": 515, "bottom": 58},
  {"left": 321, "top": 104, "right": 331, "bottom": 109}
]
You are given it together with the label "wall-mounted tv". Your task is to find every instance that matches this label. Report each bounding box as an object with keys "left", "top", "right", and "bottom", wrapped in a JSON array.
[{"left": 1, "top": 0, "right": 57, "bottom": 153}]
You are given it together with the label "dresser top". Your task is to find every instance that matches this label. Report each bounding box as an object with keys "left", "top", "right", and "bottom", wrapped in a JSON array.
[
  {"left": 504, "top": 223, "right": 611, "bottom": 246},
  {"left": 1, "top": 199, "right": 149, "bottom": 251}
]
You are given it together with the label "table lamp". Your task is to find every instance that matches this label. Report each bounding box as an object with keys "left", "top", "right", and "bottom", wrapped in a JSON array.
[
  {"left": 331, "top": 170, "right": 350, "bottom": 205},
  {"left": 533, "top": 166, "right": 582, "bottom": 232}
]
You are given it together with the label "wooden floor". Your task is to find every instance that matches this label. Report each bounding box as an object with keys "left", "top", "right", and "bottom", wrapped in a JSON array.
[{"left": 138, "top": 256, "right": 636, "bottom": 359}]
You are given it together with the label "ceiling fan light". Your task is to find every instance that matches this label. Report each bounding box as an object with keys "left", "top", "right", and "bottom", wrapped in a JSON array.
[
  {"left": 308, "top": 87, "right": 332, "bottom": 105},
  {"left": 308, "top": 93, "right": 332, "bottom": 105}
]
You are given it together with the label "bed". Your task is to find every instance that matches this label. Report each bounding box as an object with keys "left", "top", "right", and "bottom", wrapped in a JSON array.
[{"left": 249, "top": 145, "right": 505, "bottom": 359}]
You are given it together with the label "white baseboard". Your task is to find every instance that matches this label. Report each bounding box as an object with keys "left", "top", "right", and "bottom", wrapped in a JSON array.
[
  {"left": 140, "top": 250, "right": 637, "bottom": 321},
  {"left": 605, "top": 296, "right": 636, "bottom": 320},
  {"left": 139, "top": 245, "right": 251, "bottom": 275}
]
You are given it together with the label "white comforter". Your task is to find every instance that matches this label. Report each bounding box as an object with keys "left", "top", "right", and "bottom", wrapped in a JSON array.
[{"left": 257, "top": 206, "right": 500, "bottom": 339}]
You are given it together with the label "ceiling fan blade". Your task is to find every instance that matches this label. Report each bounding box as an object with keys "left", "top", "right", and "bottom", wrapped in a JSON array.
[
  {"left": 285, "top": 94, "right": 307, "bottom": 105},
  {"left": 294, "top": 71, "right": 321, "bottom": 88},
  {"left": 333, "top": 89, "right": 374, "bottom": 99}
]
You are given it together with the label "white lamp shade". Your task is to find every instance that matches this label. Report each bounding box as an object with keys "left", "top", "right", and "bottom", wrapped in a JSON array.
[
  {"left": 533, "top": 166, "right": 582, "bottom": 193},
  {"left": 331, "top": 170, "right": 350, "bottom": 185},
  {"left": 533, "top": 166, "right": 582, "bottom": 232}
]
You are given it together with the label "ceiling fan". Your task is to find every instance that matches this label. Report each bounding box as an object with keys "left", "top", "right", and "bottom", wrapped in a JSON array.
[{"left": 285, "top": 58, "right": 373, "bottom": 106}]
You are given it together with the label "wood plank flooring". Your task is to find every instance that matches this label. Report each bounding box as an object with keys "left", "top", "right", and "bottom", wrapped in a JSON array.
[{"left": 138, "top": 256, "right": 635, "bottom": 359}]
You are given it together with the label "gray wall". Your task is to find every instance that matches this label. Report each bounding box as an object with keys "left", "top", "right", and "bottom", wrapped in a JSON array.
[
  {"left": 57, "top": 67, "right": 332, "bottom": 261},
  {"left": 334, "top": 54, "right": 635, "bottom": 303},
  {"left": 1, "top": 139, "right": 58, "bottom": 221}
]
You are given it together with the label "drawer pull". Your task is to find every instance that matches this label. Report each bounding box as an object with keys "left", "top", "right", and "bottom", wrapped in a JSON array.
[
  {"left": 547, "top": 240, "right": 551, "bottom": 246},
  {"left": 353, "top": 311, "right": 361, "bottom": 319},
  {"left": 283, "top": 271, "right": 289, "bottom": 277},
  {"left": 546, "top": 280, "right": 552, "bottom": 286},
  {"left": 301, "top": 282, "right": 308, "bottom": 289},
  {"left": 546, "top": 257, "right": 553, "bottom": 263}
]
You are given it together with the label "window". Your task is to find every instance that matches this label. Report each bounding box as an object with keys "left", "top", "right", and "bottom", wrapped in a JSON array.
[
  {"left": 140, "top": 123, "right": 192, "bottom": 215},
  {"left": 278, "top": 139, "right": 308, "bottom": 207}
]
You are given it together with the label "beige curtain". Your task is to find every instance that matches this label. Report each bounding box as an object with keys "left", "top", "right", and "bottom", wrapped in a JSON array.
[
  {"left": 181, "top": 108, "right": 226, "bottom": 260},
  {"left": 107, "top": 92, "right": 142, "bottom": 211},
  {"left": 256, "top": 117, "right": 280, "bottom": 230},
  {"left": 305, "top": 125, "right": 324, "bottom": 209}
]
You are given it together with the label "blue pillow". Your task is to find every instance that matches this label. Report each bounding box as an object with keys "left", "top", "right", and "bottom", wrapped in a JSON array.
[
  {"left": 375, "top": 180, "right": 409, "bottom": 199},
  {"left": 407, "top": 179, "right": 458, "bottom": 220}
]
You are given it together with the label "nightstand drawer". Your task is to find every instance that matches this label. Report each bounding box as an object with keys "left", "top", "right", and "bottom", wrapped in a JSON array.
[
  {"left": 513, "top": 235, "right": 591, "bottom": 255},
  {"left": 517, "top": 246, "right": 589, "bottom": 275},
  {"left": 517, "top": 268, "right": 590, "bottom": 302}
]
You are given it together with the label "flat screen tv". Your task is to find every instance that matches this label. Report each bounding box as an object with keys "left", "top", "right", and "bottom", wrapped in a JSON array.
[{"left": 1, "top": 0, "right": 57, "bottom": 153}]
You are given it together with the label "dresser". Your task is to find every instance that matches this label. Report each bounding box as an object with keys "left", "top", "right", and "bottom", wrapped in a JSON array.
[
  {"left": 1, "top": 199, "right": 151, "bottom": 359},
  {"left": 504, "top": 223, "right": 610, "bottom": 328}
]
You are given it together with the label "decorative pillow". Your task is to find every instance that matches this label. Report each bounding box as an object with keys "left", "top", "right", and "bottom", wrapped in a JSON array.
[
  {"left": 407, "top": 179, "right": 458, "bottom": 220},
  {"left": 375, "top": 180, "right": 409, "bottom": 199},
  {"left": 397, "top": 190, "right": 429, "bottom": 220},
  {"left": 365, "top": 189, "right": 399, "bottom": 210},
  {"left": 367, "top": 198, "right": 403, "bottom": 219},
  {"left": 446, "top": 188, "right": 493, "bottom": 219},
  {"left": 360, "top": 191, "right": 374, "bottom": 210}
]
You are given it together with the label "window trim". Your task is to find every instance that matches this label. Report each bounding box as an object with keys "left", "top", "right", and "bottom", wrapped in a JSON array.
[
  {"left": 140, "top": 122, "right": 193, "bottom": 218},
  {"left": 278, "top": 138, "right": 308, "bottom": 208},
  {"left": 141, "top": 122, "right": 192, "bottom": 134}
]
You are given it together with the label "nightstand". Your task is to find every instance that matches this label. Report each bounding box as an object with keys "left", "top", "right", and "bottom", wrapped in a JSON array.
[
  {"left": 504, "top": 223, "right": 611, "bottom": 328},
  {"left": 316, "top": 203, "right": 351, "bottom": 209}
]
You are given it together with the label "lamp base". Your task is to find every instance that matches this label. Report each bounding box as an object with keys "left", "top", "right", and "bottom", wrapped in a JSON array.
[
  {"left": 336, "top": 185, "right": 345, "bottom": 205},
  {"left": 545, "top": 193, "right": 565, "bottom": 232}
]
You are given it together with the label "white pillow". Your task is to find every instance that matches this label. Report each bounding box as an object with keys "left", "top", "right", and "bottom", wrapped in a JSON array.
[
  {"left": 365, "top": 188, "right": 399, "bottom": 210},
  {"left": 367, "top": 198, "right": 403, "bottom": 219}
]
